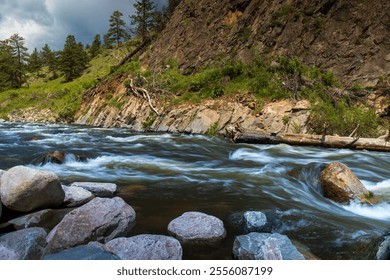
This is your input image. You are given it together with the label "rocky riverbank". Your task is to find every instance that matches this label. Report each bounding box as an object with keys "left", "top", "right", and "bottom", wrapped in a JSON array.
[{"left": 1, "top": 163, "right": 389, "bottom": 260}]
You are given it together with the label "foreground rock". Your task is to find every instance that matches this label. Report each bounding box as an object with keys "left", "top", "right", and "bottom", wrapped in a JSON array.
[
  {"left": 233, "top": 232, "right": 305, "bottom": 260},
  {"left": 62, "top": 185, "right": 94, "bottom": 207},
  {"left": 0, "top": 227, "right": 47, "bottom": 260},
  {"left": 45, "top": 197, "right": 136, "bottom": 254},
  {"left": 0, "top": 166, "right": 65, "bottom": 212},
  {"left": 376, "top": 235, "right": 390, "bottom": 260},
  {"left": 69, "top": 182, "right": 117, "bottom": 197},
  {"left": 5, "top": 208, "right": 72, "bottom": 232},
  {"left": 104, "top": 234, "right": 183, "bottom": 260},
  {"left": 168, "top": 212, "right": 226, "bottom": 245},
  {"left": 44, "top": 244, "right": 120, "bottom": 260},
  {"left": 320, "top": 162, "right": 371, "bottom": 204}
]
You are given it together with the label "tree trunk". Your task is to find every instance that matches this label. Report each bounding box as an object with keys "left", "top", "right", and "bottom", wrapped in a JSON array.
[{"left": 228, "top": 128, "right": 390, "bottom": 152}]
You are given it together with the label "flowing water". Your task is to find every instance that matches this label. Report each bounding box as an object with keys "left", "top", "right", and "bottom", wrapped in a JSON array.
[{"left": 1, "top": 122, "right": 389, "bottom": 259}]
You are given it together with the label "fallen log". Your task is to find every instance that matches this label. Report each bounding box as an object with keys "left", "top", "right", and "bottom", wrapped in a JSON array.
[{"left": 227, "top": 126, "right": 390, "bottom": 152}]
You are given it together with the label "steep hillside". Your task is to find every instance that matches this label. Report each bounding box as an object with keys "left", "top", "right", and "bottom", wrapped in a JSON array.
[{"left": 146, "top": 0, "right": 389, "bottom": 87}]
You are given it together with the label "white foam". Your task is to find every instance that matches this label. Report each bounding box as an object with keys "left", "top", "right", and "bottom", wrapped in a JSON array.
[{"left": 343, "top": 201, "right": 390, "bottom": 221}]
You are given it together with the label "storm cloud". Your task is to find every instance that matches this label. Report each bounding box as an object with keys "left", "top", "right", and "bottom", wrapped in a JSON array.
[{"left": 0, "top": 0, "right": 158, "bottom": 51}]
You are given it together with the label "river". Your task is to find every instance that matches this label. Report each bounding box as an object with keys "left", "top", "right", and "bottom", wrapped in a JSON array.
[{"left": 0, "top": 122, "right": 389, "bottom": 259}]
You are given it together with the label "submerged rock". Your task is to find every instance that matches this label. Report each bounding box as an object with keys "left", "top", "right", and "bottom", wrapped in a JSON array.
[
  {"left": 0, "top": 227, "right": 47, "bottom": 260},
  {"left": 320, "top": 162, "right": 371, "bottom": 204},
  {"left": 376, "top": 235, "right": 390, "bottom": 260},
  {"left": 40, "top": 151, "right": 87, "bottom": 165},
  {"left": 69, "top": 182, "right": 117, "bottom": 197},
  {"left": 242, "top": 211, "right": 268, "bottom": 232},
  {"left": 104, "top": 234, "right": 183, "bottom": 260},
  {"left": 168, "top": 211, "right": 226, "bottom": 245},
  {"left": 0, "top": 166, "right": 65, "bottom": 212},
  {"left": 233, "top": 232, "right": 305, "bottom": 260},
  {"left": 43, "top": 244, "right": 120, "bottom": 260},
  {"left": 45, "top": 197, "right": 136, "bottom": 254}
]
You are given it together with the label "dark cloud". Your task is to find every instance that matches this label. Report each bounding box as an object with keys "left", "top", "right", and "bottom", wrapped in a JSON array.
[{"left": 0, "top": 0, "right": 166, "bottom": 50}]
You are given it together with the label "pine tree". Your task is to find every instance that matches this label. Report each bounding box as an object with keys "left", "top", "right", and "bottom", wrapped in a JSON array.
[
  {"left": 41, "top": 44, "right": 59, "bottom": 78},
  {"left": 7, "top": 34, "right": 29, "bottom": 87},
  {"left": 130, "top": 0, "right": 156, "bottom": 42},
  {"left": 28, "top": 48, "right": 42, "bottom": 75},
  {"left": 90, "top": 34, "right": 102, "bottom": 58},
  {"left": 106, "top": 10, "right": 128, "bottom": 47},
  {"left": 59, "top": 35, "right": 87, "bottom": 82},
  {"left": 0, "top": 40, "right": 17, "bottom": 90}
]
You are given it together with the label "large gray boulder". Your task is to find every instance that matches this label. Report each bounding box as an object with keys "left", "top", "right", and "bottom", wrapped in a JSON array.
[
  {"left": 168, "top": 211, "right": 226, "bottom": 245},
  {"left": 0, "top": 166, "right": 65, "bottom": 212},
  {"left": 233, "top": 232, "right": 305, "bottom": 260},
  {"left": 45, "top": 197, "right": 136, "bottom": 254},
  {"left": 104, "top": 234, "right": 183, "bottom": 260},
  {"left": 320, "top": 162, "right": 371, "bottom": 204},
  {"left": 43, "top": 244, "right": 120, "bottom": 260},
  {"left": 69, "top": 182, "right": 117, "bottom": 197},
  {"left": 0, "top": 227, "right": 47, "bottom": 260},
  {"left": 62, "top": 185, "right": 94, "bottom": 207}
]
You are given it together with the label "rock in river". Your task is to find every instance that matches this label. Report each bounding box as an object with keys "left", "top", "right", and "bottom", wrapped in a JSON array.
[
  {"left": 45, "top": 197, "right": 136, "bottom": 254},
  {"left": 168, "top": 211, "right": 226, "bottom": 245},
  {"left": 0, "top": 227, "right": 47, "bottom": 260},
  {"left": 70, "top": 182, "right": 117, "bottom": 197},
  {"left": 0, "top": 166, "right": 65, "bottom": 212},
  {"left": 320, "top": 162, "right": 371, "bottom": 204},
  {"left": 62, "top": 185, "right": 94, "bottom": 207},
  {"left": 43, "top": 244, "right": 120, "bottom": 260},
  {"left": 104, "top": 234, "right": 183, "bottom": 260},
  {"left": 233, "top": 232, "right": 305, "bottom": 260}
]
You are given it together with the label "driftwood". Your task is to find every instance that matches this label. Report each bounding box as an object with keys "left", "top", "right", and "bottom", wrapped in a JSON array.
[
  {"left": 226, "top": 126, "right": 390, "bottom": 152},
  {"left": 127, "top": 78, "right": 160, "bottom": 116}
]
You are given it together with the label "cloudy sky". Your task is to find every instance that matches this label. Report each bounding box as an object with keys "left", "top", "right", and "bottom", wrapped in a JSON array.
[{"left": 0, "top": 0, "right": 165, "bottom": 51}]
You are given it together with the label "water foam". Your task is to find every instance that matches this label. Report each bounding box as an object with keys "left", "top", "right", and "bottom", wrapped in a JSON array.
[{"left": 343, "top": 201, "right": 390, "bottom": 221}]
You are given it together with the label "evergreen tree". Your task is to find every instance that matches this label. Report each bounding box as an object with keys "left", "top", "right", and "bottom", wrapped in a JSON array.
[
  {"left": 7, "top": 34, "right": 29, "bottom": 87},
  {"left": 41, "top": 44, "right": 59, "bottom": 78},
  {"left": 59, "top": 35, "right": 87, "bottom": 81},
  {"left": 106, "top": 10, "right": 128, "bottom": 47},
  {"left": 0, "top": 40, "right": 17, "bottom": 90},
  {"left": 90, "top": 34, "right": 102, "bottom": 57},
  {"left": 28, "top": 48, "right": 42, "bottom": 74},
  {"left": 130, "top": 0, "right": 156, "bottom": 42}
]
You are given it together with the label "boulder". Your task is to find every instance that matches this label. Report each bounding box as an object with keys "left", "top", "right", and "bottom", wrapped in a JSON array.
[
  {"left": 62, "top": 185, "right": 94, "bottom": 207},
  {"left": 242, "top": 211, "right": 268, "bottom": 232},
  {"left": 0, "top": 166, "right": 65, "bottom": 212},
  {"left": 376, "top": 235, "right": 390, "bottom": 260},
  {"left": 320, "top": 162, "right": 371, "bottom": 204},
  {"left": 104, "top": 234, "right": 183, "bottom": 260},
  {"left": 233, "top": 232, "right": 305, "bottom": 260},
  {"left": 69, "top": 182, "right": 117, "bottom": 197},
  {"left": 0, "top": 227, "right": 47, "bottom": 260},
  {"left": 168, "top": 211, "right": 226, "bottom": 245},
  {"left": 43, "top": 244, "right": 120, "bottom": 260},
  {"left": 41, "top": 150, "right": 66, "bottom": 164},
  {"left": 45, "top": 197, "right": 136, "bottom": 254},
  {"left": 6, "top": 208, "right": 72, "bottom": 232}
]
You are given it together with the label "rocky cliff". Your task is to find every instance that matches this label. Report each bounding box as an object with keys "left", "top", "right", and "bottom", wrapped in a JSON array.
[{"left": 146, "top": 0, "right": 389, "bottom": 87}]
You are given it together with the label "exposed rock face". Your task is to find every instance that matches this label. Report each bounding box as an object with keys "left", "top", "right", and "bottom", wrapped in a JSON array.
[
  {"left": 75, "top": 74, "right": 310, "bottom": 134},
  {"left": 168, "top": 211, "right": 226, "bottom": 245},
  {"left": 43, "top": 244, "right": 120, "bottom": 260},
  {"left": 0, "top": 166, "right": 65, "bottom": 212},
  {"left": 320, "top": 162, "right": 371, "bottom": 203},
  {"left": 147, "top": 0, "right": 389, "bottom": 87},
  {"left": 104, "top": 235, "right": 183, "bottom": 260},
  {"left": 69, "top": 182, "right": 117, "bottom": 197},
  {"left": 0, "top": 227, "right": 47, "bottom": 260},
  {"left": 233, "top": 232, "right": 305, "bottom": 260},
  {"left": 45, "top": 197, "right": 136, "bottom": 254},
  {"left": 62, "top": 185, "right": 94, "bottom": 207}
]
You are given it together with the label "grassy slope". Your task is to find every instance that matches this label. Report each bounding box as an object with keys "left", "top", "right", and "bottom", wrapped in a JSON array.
[{"left": 0, "top": 47, "right": 125, "bottom": 121}]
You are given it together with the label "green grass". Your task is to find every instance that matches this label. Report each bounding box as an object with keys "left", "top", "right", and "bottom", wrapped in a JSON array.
[{"left": 0, "top": 46, "right": 126, "bottom": 120}]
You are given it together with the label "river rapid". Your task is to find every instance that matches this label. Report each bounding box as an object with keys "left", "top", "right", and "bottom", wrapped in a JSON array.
[{"left": 0, "top": 122, "right": 389, "bottom": 259}]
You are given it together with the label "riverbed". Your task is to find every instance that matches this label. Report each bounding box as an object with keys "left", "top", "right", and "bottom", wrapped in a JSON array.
[{"left": 0, "top": 122, "right": 389, "bottom": 259}]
